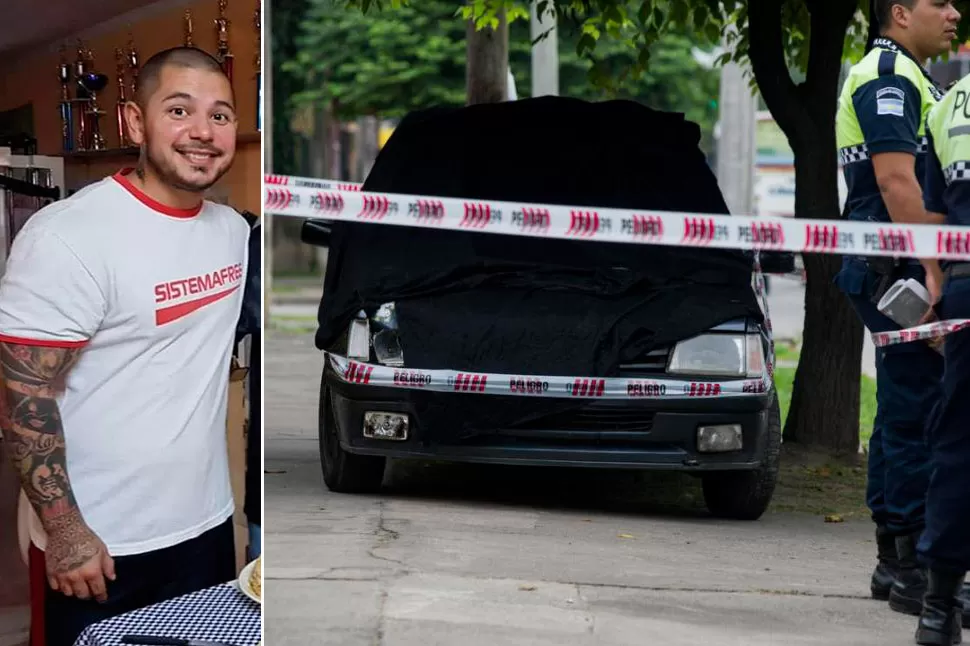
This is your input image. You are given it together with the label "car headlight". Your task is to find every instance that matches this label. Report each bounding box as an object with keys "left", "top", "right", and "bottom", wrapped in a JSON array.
[
  {"left": 667, "top": 333, "right": 764, "bottom": 378},
  {"left": 345, "top": 303, "right": 406, "bottom": 367}
]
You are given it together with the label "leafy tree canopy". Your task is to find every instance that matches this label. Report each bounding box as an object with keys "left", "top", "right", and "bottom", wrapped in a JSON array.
[{"left": 285, "top": 0, "right": 721, "bottom": 150}]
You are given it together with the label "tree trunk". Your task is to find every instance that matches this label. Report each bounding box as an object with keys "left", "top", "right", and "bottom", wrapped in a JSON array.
[
  {"left": 786, "top": 161, "right": 864, "bottom": 453},
  {"left": 748, "top": 0, "right": 864, "bottom": 455},
  {"left": 466, "top": 8, "right": 508, "bottom": 105}
]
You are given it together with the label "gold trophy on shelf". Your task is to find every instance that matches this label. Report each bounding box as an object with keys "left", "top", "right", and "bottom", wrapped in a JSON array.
[
  {"left": 126, "top": 33, "right": 140, "bottom": 99},
  {"left": 57, "top": 44, "right": 75, "bottom": 152},
  {"left": 73, "top": 41, "right": 89, "bottom": 150},
  {"left": 115, "top": 48, "right": 130, "bottom": 148},
  {"left": 215, "top": 0, "right": 234, "bottom": 82},
  {"left": 77, "top": 46, "right": 109, "bottom": 151},
  {"left": 184, "top": 9, "right": 195, "bottom": 47}
]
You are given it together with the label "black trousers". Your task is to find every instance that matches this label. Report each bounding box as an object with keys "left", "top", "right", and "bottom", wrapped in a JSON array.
[
  {"left": 919, "top": 274, "right": 970, "bottom": 573},
  {"left": 44, "top": 517, "right": 236, "bottom": 646}
]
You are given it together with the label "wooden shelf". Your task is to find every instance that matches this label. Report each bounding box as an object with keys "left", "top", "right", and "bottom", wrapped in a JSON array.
[{"left": 63, "top": 131, "right": 261, "bottom": 160}]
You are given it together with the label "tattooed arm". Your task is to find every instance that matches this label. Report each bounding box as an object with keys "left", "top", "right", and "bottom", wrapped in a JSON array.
[{"left": 0, "top": 341, "right": 115, "bottom": 602}]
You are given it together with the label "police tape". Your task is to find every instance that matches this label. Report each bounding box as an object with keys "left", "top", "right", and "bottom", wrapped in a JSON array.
[
  {"left": 265, "top": 174, "right": 362, "bottom": 191},
  {"left": 327, "top": 353, "right": 772, "bottom": 400},
  {"left": 872, "top": 319, "right": 970, "bottom": 347},
  {"left": 265, "top": 174, "right": 969, "bottom": 348},
  {"left": 262, "top": 176, "right": 970, "bottom": 261}
]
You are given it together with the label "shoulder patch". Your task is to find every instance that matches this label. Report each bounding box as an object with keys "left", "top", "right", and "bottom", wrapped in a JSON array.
[
  {"left": 877, "top": 93, "right": 905, "bottom": 117},
  {"left": 876, "top": 87, "right": 905, "bottom": 100}
]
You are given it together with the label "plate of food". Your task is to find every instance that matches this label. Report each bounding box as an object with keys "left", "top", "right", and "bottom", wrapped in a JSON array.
[{"left": 238, "top": 555, "right": 262, "bottom": 604}]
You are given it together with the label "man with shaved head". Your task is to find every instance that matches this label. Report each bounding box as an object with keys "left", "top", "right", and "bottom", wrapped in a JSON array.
[{"left": 0, "top": 46, "right": 251, "bottom": 646}]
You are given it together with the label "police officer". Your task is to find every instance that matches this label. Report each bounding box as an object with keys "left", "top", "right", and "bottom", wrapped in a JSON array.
[
  {"left": 912, "top": 71, "right": 970, "bottom": 646},
  {"left": 834, "top": 0, "right": 960, "bottom": 617}
]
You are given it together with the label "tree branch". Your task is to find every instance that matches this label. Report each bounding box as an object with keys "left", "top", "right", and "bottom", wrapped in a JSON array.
[{"left": 747, "top": 0, "right": 801, "bottom": 137}]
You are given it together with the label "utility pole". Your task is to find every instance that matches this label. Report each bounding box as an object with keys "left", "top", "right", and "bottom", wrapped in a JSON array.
[
  {"left": 263, "top": 0, "right": 273, "bottom": 321},
  {"left": 715, "top": 30, "right": 757, "bottom": 217},
  {"left": 529, "top": 0, "right": 558, "bottom": 97}
]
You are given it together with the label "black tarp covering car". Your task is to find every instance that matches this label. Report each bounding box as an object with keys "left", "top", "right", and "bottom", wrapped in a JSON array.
[
  {"left": 306, "top": 96, "right": 782, "bottom": 520},
  {"left": 315, "top": 96, "right": 766, "bottom": 436}
]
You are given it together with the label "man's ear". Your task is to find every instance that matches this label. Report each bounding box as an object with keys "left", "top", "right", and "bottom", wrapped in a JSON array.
[
  {"left": 891, "top": 2, "right": 911, "bottom": 28},
  {"left": 124, "top": 101, "right": 146, "bottom": 146}
]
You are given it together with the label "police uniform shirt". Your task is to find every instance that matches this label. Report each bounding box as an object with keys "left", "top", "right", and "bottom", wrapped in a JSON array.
[
  {"left": 836, "top": 37, "right": 944, "bottom": 224},
  {"left": 924, "top": 75, "right": 970, "bottom": 230}
]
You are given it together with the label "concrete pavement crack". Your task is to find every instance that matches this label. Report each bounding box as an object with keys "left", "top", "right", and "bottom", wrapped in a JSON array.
[
  {"left": 374, "top": 588, "right": 389, "bottom": 646},
  {"left": 566, "top": 580, "right": 870, "bottom": 600},
  {"left": 370, "top": 501, "right": 406, "bottom": 646},
  {"left": 576, "top": 583, "right": 595, "bottom": 635},
  {"left": 369, "top": 500, "right": 407, "bottom": 567}
]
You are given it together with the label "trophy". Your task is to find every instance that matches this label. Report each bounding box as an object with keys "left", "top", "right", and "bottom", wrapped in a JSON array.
[
  {"left": 126, "top": 33, "right": 139, "bottom": 98},
  {"left": 183, "top": 9, "right": 195, "bottom": 47},
  {"left": 57, "top": 45, "right": 75, "bottom": 152},
  {"left": 115, "top": 48, "right": 130, "bottom": 147},
  {"left": 215, "top": 0, "right": 234, "bottom": 82},
  {"left": 75, "top": 47, "right": 108, "bottom": 151},
  {"left": 254, "top": 0, "right": 260, "bottom": 131},
  {"left": 73, "top": 42, "right": 89, "bottom": 150}
]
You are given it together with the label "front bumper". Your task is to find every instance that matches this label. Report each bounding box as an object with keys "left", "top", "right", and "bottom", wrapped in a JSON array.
[{"left": 325, "top": 364, "right": 774, "bottom": 471}]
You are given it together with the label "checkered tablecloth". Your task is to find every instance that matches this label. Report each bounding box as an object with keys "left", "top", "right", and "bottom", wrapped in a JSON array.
[{"left": 74, "top": 583, "right": 261, "bottom": 646}]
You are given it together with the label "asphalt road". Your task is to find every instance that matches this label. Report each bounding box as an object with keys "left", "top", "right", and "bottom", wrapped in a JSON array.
[{"left": 263, "top": 330, "right": 914, "bottom": 645}]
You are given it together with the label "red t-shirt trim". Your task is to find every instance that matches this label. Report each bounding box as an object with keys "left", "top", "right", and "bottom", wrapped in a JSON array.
[
  {"left": 112, "top": 168, "right": 203, "bottom": 219},
  {"left": 0, "top": 334, "right": 88, "bottom": 349}
]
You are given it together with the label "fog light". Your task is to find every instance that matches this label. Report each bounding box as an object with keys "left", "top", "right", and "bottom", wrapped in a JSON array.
[
  {"left": 697, "top": 424, "right": 743, "bottom": 453},
  {"left": 363, "top": 411, "right": 409, "bottom": 441}
]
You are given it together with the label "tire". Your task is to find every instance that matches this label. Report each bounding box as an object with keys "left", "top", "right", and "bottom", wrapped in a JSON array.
[
  {"left": 701, "top": 392, "right": 781, "bottom": 520},
  {"left": 318, "top": 375, "right": 386, "bottom": 494}
]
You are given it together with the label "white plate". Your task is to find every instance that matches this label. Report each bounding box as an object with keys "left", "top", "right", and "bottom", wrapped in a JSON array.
[{"left": 237, "top": 558, "right": 261, "bottom": 604}]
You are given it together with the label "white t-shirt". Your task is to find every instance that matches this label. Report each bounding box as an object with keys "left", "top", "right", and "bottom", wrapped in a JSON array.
[{"left": 0, "top": 169, "right": 250, "bottom": 557}]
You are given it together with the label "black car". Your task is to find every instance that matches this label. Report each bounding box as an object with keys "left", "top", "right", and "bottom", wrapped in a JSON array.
[{"left": 301, "top": 97, "right": 792, "bottom": 520}]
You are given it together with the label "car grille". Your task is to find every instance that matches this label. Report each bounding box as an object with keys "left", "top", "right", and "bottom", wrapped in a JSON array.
[{"left": 514, "top": 407, "right": 656, "bottom": 434}]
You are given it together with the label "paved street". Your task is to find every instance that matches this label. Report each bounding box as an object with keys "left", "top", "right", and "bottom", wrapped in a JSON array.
[{"left": 264, "top": 330, "right": 910, "bottom": 645}]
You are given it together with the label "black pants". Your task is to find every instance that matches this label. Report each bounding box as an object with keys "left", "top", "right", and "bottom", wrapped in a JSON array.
[
  {"left": 44, "top": 517, "right": 236, "bottom": 646},
  {"left": 919, "top": 274, "right": 970, "bottom": 573}
]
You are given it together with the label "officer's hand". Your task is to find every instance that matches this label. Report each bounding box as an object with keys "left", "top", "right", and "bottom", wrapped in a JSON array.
[{"left": 925, "top": 265, "right": 944, "bottom": 307}]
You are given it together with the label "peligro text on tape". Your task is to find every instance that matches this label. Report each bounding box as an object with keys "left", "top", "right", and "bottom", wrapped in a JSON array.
[
  {"left": 327, "top": 353, "right": 771, "bottom": 400},
  {"left": 872, "top": 319, "right": 970, "bottom": 347},
  {"left": 265, "top": 174, "right": 362, "bottom": 191},
  {"left": 262, "top": 180, "right": 970, "bottom": 262}
]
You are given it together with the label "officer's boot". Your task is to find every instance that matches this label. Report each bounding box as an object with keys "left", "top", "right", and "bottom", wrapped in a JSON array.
[
  {"left": 956, "top": 585, "right": 970, "bottom": 628},
  {"left": 872, "top": 525, "right": 900, "bottom": 600},
  {"left": 915, "top": 569, "right": 965, "bottom": 645},
  {"left": 890, "top": 531, "right": 929, "bottom": 616}
]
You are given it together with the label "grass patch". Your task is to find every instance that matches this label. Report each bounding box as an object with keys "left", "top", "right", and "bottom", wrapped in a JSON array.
[
  {"left": 773, "top": 365, "right": 877, "bottom": 449},
  {"left": 269, "top": 314, "right": 317, "bottom": 334}
]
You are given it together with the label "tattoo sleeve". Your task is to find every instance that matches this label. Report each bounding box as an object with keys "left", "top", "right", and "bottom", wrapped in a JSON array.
[{"left": 0, "top": 341, "right": 84, "bottom": 534}]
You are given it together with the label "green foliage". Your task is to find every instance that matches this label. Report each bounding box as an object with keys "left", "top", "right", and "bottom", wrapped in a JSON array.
[
  {"left": 339, "top": 0, "right": 970, "bottom": 89},
  {"left": 271, "top": 0, "right": 312, "bottom": 175},
  {"left": 284, "top": 0, "right": 721, "bottom": 150}
]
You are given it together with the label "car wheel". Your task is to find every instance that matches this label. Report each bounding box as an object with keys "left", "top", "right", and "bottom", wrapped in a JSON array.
[
  {"left": 701, "top": 392, "right": 781, "bottom": 521},
  {"left": 318, "top": 375, "right": 386, "bottom": 494}
]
